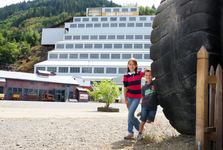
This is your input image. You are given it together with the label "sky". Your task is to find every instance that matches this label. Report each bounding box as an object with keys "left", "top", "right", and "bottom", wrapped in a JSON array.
[{"left": 0, "top": 0, "right": 161, "bottom": 9}]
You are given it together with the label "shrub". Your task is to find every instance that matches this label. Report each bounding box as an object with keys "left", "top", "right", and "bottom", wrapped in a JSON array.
[{"left": 87, "top": 79, "right": 121, "bottom": 108}]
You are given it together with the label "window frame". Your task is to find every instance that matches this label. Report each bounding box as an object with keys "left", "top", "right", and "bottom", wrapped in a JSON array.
[
  {"left": 58, "top": 67, "right": 68, "bottom": 73},
  {"left": 82, "top": 67, "right": 92, "bottom": 73},
  {"left": 111, "top": 54, "right": 120, "bottom": 59},
  {"left": 69, "top": 54, "right": 78, "bottom": 59},
  {"left": 80, "top": 54, "right": 88, "bottom": 59},
  {"left": 49, "top": 54, "right": 58, "bottom": 59},
  {"left": 106, "top": 68, "right": 117, "bottom": 74},
  {"left": 42, "top": 82, "right": 48, "bottom": 86},
  {"left": 47, "top": 67, "right": 57, "bottom": 72},
  {"left": 101, "top": 54, "right": 109, "bottom": 59},
  {"left": 94, "top": 67, "right": 104, "bottom": 74},
  {"left": 70, "top": 67, "right": 80, "bottom": 73}
]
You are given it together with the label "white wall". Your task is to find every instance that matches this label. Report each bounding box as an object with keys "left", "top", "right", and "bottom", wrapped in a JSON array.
[
  {"left": 66, "top": 25, "right": 152, "bottom": 34},
  {"left": 74, "top": 77, "right": 90, "bottom": 87},
  {"left": 41, "top": 28, "right": 65, "bottom": 45}
]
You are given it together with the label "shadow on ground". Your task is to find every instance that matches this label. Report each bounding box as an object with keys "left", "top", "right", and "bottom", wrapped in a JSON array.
[
  {"left": 110, "top": 135, "right": 195, "bottom": 150},
  {"left": 111, "top": 139, "right": 136, "bottom": 149}
]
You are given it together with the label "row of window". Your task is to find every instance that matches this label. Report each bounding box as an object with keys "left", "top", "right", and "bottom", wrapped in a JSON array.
[
  {"left": 6, "top": 87, "right": 51, "bottom": 96},
  {"left": 36, "top": 67, "right": 148, "bottom": 74},
  {"left": 102, "top": 7, "right": 137, "bottom": 12},
  {"left": 103, "top": 8, "right": 137, "bottom": 12},
  {"left": 30, "top": 81, "right": 48, "bottom": 86},
  {"left": 56, "top": 43, "right": 152, "bottom": 49},
  {"left": 49, "top": 53, "right": 150, "bottom": 60},
  {"left": 65, "top": 35, "right": 150, "bottom": 40},
  {"left": 30, "top": 81, "right": 68, "bottom": 87},
  {"left": 74, "top": 16, "right": 154, "bottom": 22},
  {"left": 70, "top": 22, "right": 152, "bottom": 28},
  {"left": 6, "top": 87, "right": 74, "bottom": 99}
]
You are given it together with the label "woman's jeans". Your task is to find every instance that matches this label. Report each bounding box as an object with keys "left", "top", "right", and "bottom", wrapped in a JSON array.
[{"left": 127, "top": 97, "right": 140, "bottom": 134}]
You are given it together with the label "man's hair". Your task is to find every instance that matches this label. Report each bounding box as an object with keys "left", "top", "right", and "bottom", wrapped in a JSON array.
[{"left": 144, "top": 68, "right": 151, "bottom": 76}]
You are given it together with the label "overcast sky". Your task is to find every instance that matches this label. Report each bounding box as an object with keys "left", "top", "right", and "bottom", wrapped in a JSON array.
[
  {"left": 112, "top": 0, "right": 161, "bottom": 8},
  {"left": 0, "top": 0, "right": 161, "bottom": 8}
]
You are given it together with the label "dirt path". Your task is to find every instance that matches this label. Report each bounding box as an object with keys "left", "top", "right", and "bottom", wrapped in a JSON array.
[{"left": 0, "top": 101, "right": 194, "bottom": 149}]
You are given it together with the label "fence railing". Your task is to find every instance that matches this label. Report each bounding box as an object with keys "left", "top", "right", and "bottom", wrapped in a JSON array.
[{"left": 196, "top": 46, "right": 223, "bottom": 150}]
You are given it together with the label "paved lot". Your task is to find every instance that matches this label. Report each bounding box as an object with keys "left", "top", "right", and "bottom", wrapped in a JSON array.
[{"left": 0, "top": 100, "right": 180, "bottom": 150}]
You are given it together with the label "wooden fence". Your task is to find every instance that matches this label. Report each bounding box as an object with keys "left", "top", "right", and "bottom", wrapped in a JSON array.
[{"left": 196, "top": 46, "right": 223, "bottom": 150}]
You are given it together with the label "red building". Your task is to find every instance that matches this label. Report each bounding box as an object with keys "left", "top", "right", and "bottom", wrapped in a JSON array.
[{"left": 0, "top": 70, "right": 89, "bottom": 102}]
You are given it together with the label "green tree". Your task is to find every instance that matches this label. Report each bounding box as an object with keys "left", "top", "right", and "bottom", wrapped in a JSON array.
[
  {"left": 21, "top": 28, "right": 40, "bottom": 47},
  {"left": 139, "top": 5, "right": 156, "bottom": 15},
  {"left": 0, "top": 42, "right": 20, "bottom": 63},
  {"left": 87, "top": 79, "right": 121, "bottom": 108},
  {"left": 145, "top": 6, "right": 156, "bottom": 15},
  {"left": 18, "top": 41, "right": 31, "bottom": 58},
  {"left": 0, "top": 0, "right": 122, "bottom": 64},
  {"left": 0, "top": 33, "right": 6, "bottom": 46},
  {"left": 123, "top": 3, "right": 138, "bottom": 7},
  {"left": 152, "top": 4, "right": 156, "bottom": 10}
]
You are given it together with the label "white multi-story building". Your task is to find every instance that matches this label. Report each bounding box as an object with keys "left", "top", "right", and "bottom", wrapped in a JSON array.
[{"left": 36, "top": 7, "right": 154, "bottom": 97}]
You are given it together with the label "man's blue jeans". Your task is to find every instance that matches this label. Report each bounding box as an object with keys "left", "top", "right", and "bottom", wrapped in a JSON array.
[{"left": 127, "top": 97, "right": 140, "bottom": 134}]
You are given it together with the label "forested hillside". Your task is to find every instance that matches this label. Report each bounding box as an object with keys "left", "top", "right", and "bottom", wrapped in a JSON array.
[{"left": 0, "top": 0, "right": 156, "bottom": 72}]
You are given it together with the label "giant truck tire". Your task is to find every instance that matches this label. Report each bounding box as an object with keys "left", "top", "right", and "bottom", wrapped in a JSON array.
[{"left": 150, "top": 0, "right": 223, "bottom": 134}]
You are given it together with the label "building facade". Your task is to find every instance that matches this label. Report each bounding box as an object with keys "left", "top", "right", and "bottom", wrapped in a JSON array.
[
  {"left": 37, "top": 7, "right": 154, "bottom": 81},
  {"left": 0, "top": 70, "right": 88, "bottom": 102}
]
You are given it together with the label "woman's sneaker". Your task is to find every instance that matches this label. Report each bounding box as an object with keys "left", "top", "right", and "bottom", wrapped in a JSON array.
[
  {"left": 137, "top": 133, "right": 143, "bottom": 140},
  {"left": 124, "top": 132, "right": 134, "bottom": 139}
]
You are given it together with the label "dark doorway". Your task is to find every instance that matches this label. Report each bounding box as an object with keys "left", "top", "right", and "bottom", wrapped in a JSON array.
[
  {"left": 0, "top": 87, "right": 4, "bottom": 93},
  {"left": 54, "top": 89, "right": 65, "bottom": 102}
]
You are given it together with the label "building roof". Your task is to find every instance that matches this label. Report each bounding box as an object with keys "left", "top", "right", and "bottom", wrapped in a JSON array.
[
  {"left": 35, "top": 60, "right": 152, "bottom": 66},
  {"left": 56, "top": 41, "right": 151, "bottom": 44},
  {"left": 81, "top": 76, "right": 116, "bottom": 80},
  {"left": 0, "top": 78, "right": 6, "bottom": 82},
  {"left": 0, "top": 70, "right": 79, "bottom": 85},
  {"left": 49, "top": 50, "right": 150, "bottom": 53},
  {"left": 37, "top": 70, "right": 51, "bottom": 75},
  {"left": 76, "top": 87, "right": 88, "bottom": 91}
]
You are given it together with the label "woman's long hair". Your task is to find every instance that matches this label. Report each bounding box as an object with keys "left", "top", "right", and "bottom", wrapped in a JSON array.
[{"left": 127, "top": 58, "right": 138, "bottom": 74}]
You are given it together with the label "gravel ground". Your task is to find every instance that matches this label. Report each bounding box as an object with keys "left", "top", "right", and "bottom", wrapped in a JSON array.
[{"left": 0, "top": 101, "right": 195, "bottom": 150}]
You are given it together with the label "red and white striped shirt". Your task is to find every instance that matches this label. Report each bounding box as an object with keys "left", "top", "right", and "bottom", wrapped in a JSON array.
[{"left": 123, "top": 70, "right": 144, "bottom": 99}]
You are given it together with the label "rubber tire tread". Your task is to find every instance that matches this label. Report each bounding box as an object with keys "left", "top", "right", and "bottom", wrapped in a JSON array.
[{"left": 150, "top": 0, "right": 223, "bottom": 134}]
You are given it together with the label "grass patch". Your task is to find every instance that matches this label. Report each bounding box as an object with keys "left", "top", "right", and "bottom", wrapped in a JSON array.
[{"left": 140, "top": 121, "right": 179, "bottom": 143}]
